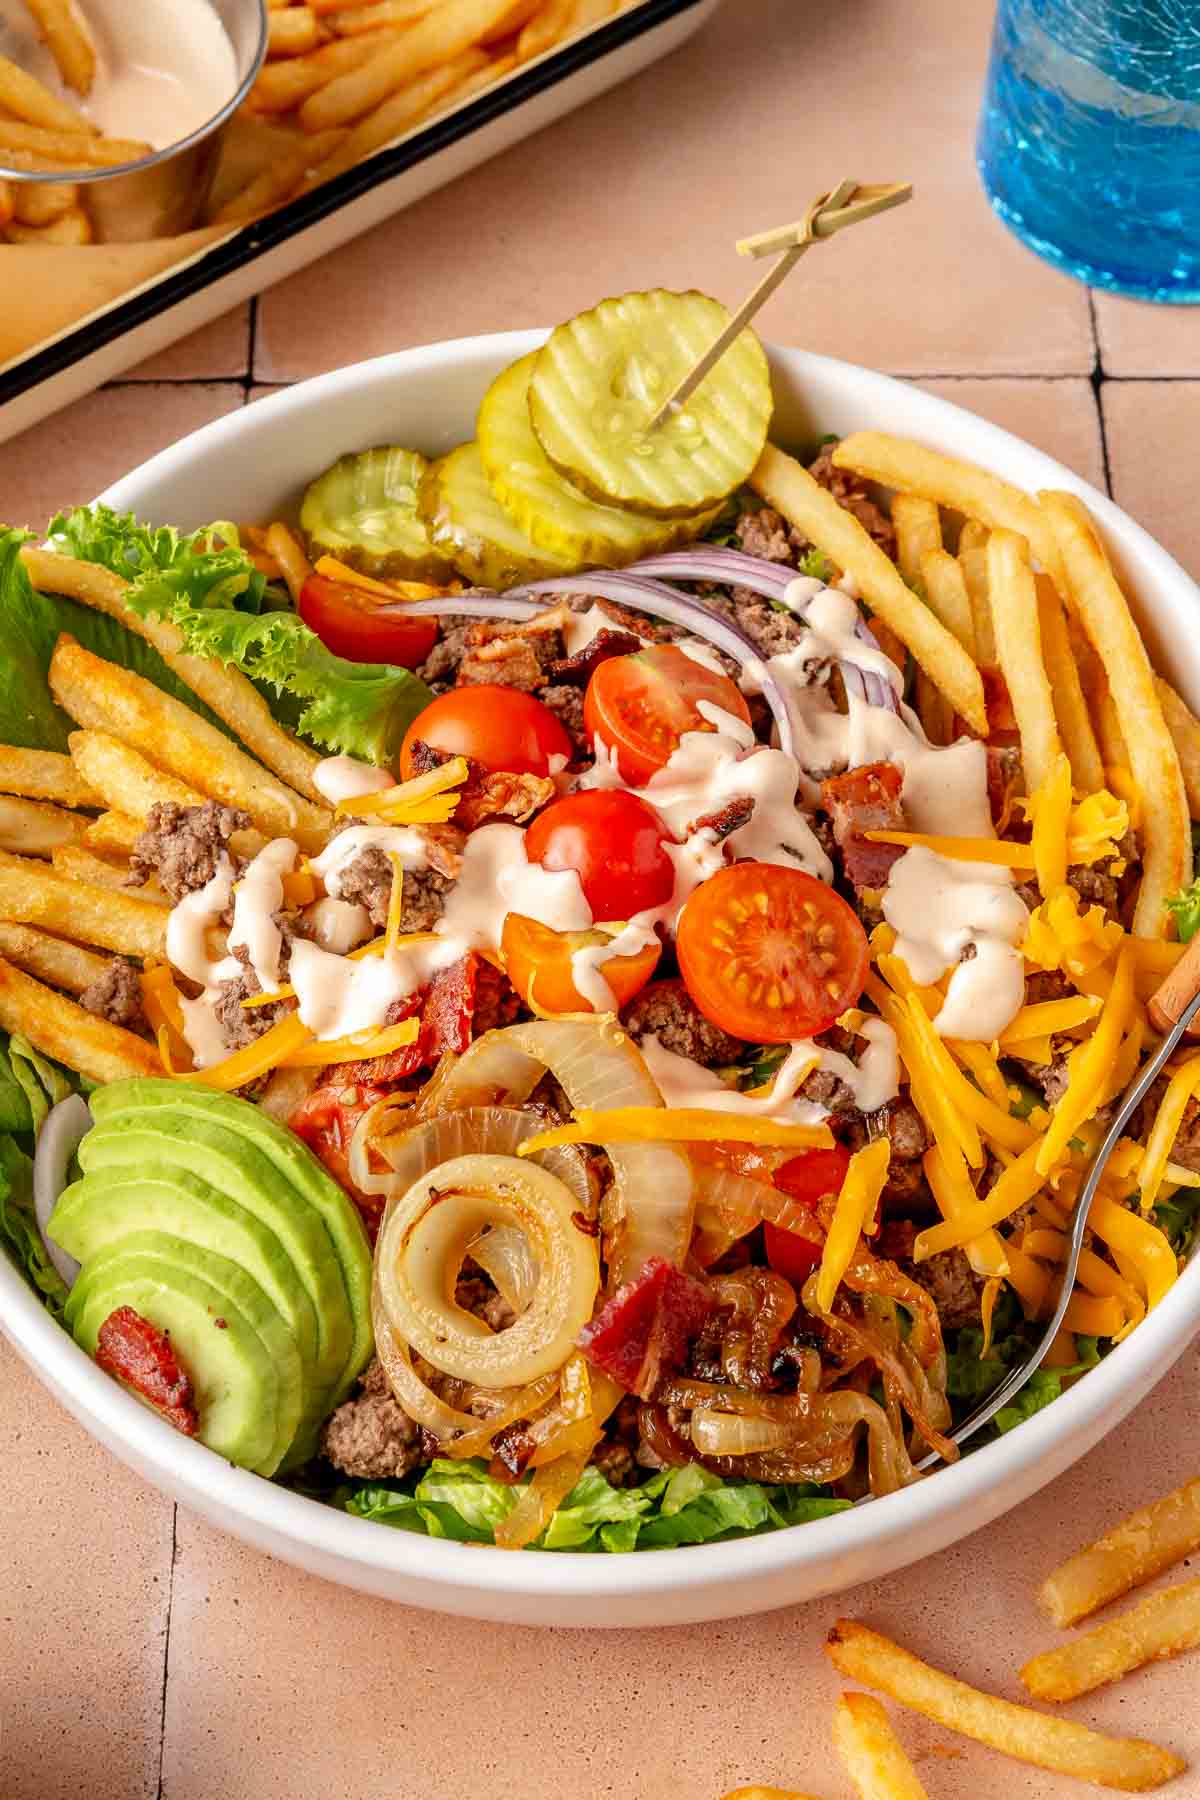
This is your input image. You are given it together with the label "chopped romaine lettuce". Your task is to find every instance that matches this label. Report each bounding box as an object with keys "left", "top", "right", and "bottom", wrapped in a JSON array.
[
  {"left": 8, "top": 1035, "right": 74, "bottom": 1137},
  {"left": 797, "top": 548, "right": 835, "bottom": 583},
  {"left": 1165, "top": 876, "right": 1200, "bottom": 944},
  {"left": 0, "top": 1133, "right": 68, "bottom": 1318}
]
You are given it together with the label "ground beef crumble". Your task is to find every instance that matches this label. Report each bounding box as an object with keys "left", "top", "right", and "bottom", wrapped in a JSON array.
[
  {"left": 336, "top": 845, "right": 452, "bottom": 932},
  {"left": 79, "top": 958, "right": 146, "bottom": 1033},
  {"left": 128, "top": 801, "right": 250, "bottom": 903},
  {"left": 322, "top": 1357, "right": 423, "bottom": 1481},
  {"left": 621, "top": 978, "right": 744, "bottom": 1068}
]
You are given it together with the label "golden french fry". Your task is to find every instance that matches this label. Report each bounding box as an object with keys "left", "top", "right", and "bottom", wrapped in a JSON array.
[
  {"left": 1042, "top": 490, "right": 1190, "bottom": 935},
  {"left": 0, "top": 860, "right": 166, "bottom": 960},
  {"left": 329, "top": 0, "right": 437, "bottom": 31},
  {"left": 0, "top": 745, "right": 98, "bottom": 809},
  {"left": 0, "top": 120, "right": 152, "bottom": 164},
  {"left": 0, "top": 952, "right": 159, "bottom": 1083},
  {"left": 1039, "top": 1477, "right": 1200, "bottom": 1628},
  {"left": 293, "top": 50, "right": 488, "bottom": 187},
  {"left": 484, "top": 0, "right": 541, "bottom": 38},
  {"left": 84, "top": 811, "right": 144, "bottom": 860},
  {"left": 890, "top": 494, "right": 940, "bottom": 589},
  {"left": 21, "top": 548, "right": 327, "bottom": 807},
  {"left": 1036, "top": 572, "right": 1105, "bottom": 794},
  {"left": 986, "top": 529, "right": 1061, "bottom": 793},
  {"left": 917, "top": 547, "right": 975, "bottom": 661},
  {"left": 825, "top": 1620, "right": 1185, "bottom": 1791},
  {"left": 210, "top": 127, "right": 344, "bottom": 221},
  {"left": 0, "top": 52, "right": 94, "bottom": 132},
  {"left": 567, "top": 0, "right": 619, "bottom": 25},
  {"left": 12, "top": 177, "right": 76, "bottom": 225},
  {"left": 832, "top": 1692, "right": 928, "bottom": 1800},
  {"left": 49, "top": 637, "right": 330, "bottom": 851},
  {"left": 518, "top": 0, "right": 572, "bottom": 57},
  {"left": 51, "top": 845, "right": 170, "bottom": 905},
  {"left": 264, "top": 522, "right": 314, "bottom": 603},
  {"left": 1021, "top": 1577, "right": 1200, "bottom": 1704},
  {"left": 0, "top": 794, "right": 90, "bottom": 858},
  {"left": 69, "top": 729, "right": 208, "bottom": 818},
  {"left": 0, "top": 920, "right": 110, "bottom": 995},
  {"left": 954, "top": 539, "right": 995, "bottom": 671},
  {"left": 268, "top": 4, "right": 326, "bottom": 54},
  {"left": 299, "top": 0, "right": 515, "bottom": 130},
  {"left": 4, "top": 203, "right": 92, "bottom": 244},
  {"left": 719, "top": 1790, "right": 824, "bottom": 1800},
  {"left": 750, "top": 444, "right": 987, "bottom": 736},
  {"left": 1156, "top": 677, "right": 1200, "bottom": 820},
  {"left": 245, "top": 32, "right": 391, "bottom": 112},
  {"left": 19, "top": 0, "right": 95, "bottom": 93},
  {"left": 833, "top": 432, "right": 1065, "bottom": 593}
]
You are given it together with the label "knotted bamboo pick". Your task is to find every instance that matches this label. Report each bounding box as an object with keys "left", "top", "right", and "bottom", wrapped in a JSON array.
[{"left": 647, "top": 179, "right": 912, "bottom": 430}]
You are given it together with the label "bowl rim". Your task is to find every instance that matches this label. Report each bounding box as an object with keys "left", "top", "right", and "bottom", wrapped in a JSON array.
[{"left": 4, "top": 331, "right": 1199, "bottom": 1604}]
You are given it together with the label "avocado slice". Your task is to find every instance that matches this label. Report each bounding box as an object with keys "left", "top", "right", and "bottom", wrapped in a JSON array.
[
  {"left": 52, "top": 1163, "right": 328, "bottom": 1466},
  {"left": 88, "top": 1081, "right": 374, "bottom": 1399},
  {"left": 62, "top": 1114, "right": 360, "bottom": 1460},
  {"left": 65, "top": 1230, "right": 302, "bottom": 1475}
]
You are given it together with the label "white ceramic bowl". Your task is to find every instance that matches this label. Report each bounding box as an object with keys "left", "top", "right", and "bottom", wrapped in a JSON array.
[{"left": 3, "top": 334, "right": 1199, "bottom": 1627}]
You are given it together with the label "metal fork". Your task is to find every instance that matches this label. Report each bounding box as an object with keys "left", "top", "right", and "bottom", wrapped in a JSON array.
[{"left": 915, "top": 952, "right": 1200, "bottom": 1469}]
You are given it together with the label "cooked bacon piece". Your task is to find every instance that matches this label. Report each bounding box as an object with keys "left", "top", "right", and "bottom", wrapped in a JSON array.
[
  {"left": 546, "top": 627, "right": 642, "bottom": 687},
  {"left": 820, "top": 762, "right": 907, "bottom": 893},
  {"left": 403, "top": 739, "right": 554, "bottom": 830},
  {"left": 290, "top": 1080, "right": 394, "bottom": 1238},
  {"left": 687, "top": 796, "right": 755, "bottom": 841},
  {"left": 95, "top": 1305, "right": 198, "bottom": 1436},
  {"left": 456, "top": 634, "right": 545, "bottom": 692},
  {"left": 578, "top": 1256, "right": 715, "bottom": 1401}
]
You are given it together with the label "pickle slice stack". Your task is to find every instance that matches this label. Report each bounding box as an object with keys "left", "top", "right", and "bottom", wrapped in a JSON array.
[
  {"left": 299, "top": 446, "right": 457, "bottom": 582},
  {"left": 417, "top": 443, "right": 578, "bottom": 590},
  {"left": 527, "top": 289, "right": 773, "bottom": 519}
]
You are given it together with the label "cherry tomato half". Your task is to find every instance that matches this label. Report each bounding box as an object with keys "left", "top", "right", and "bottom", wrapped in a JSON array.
[
  {"left": 501, "top": 913, "right": 661, "bottom": 1015},
  {"left": 399, "top": 684, "right": 573, "bottom": 780},
  {"left": 676, "top": 863, "right": 869, "bottom": 1044},
  {"left": 583, "top": 643, "right": 752, "bottom": 785},
  {"left": 763, "top": 1147, "right": 851, "bottom": 1285},
  {"left": 523, "top": 790, "right": 675, "bottom": 923},
  {"left": 298, "top": 574, "right": 438, "bottom": 669}
]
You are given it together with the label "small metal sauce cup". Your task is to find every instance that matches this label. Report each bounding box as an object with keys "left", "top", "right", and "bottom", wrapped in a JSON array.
[{"left": 0, "top": 0, "right": 267, "bottom": 242}]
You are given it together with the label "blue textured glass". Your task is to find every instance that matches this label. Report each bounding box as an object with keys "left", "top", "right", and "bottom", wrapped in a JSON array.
[{"left": 977, "top": 1, "right": 1200, "bottom": 302}]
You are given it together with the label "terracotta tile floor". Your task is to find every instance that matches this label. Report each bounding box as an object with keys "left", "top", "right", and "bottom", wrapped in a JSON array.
[{"left": 2, "top": 1, "right": 1200, "bottom": 1796}]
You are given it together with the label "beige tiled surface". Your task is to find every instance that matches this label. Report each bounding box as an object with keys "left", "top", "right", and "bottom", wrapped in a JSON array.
[{"left": 4, "top": 3, "right": 1200, "bottom": 1798}]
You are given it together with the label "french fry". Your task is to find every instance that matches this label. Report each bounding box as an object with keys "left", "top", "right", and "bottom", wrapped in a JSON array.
[
  {"left": 20, "top": 547, "right": 327, "bottom": 806},
  {"left": 918, "top": 546, "right": 975, "bottom": 660},
  {"left": 4, "top": 204, "right": 92, "bottom": 244},
  {"left": 832, "top": 1692, "right": 928, "bottom": 1800},
  {"left": 68, "top": 729, "right": 207, "bottom": 819},
  {"left": 299, "top": 0, "right": 516, "bottom": 131},
  {"left": 1156, "top": 677, "right": 1200, "bottom": 819},
  {"left": 0, "top": 861, "right": 167, "bottom": 960},
  {"left": 719, "top": 1791, "right": 823, "bottom": 1800},
  {"left": 51, "top": 845, "right": 170, "bottom": 905},
  {"left": 0, "top": 953, "right": 159, "bottom": 1083},
  {"left": 0, "top": 120, "right": 153, "bottom": 164},
  {"left": 825, "top": 1620, "right": 1185, "bottom": 1790},
  {"left": 267, "top": 4, "right": 326, "bottom": 54},
  {"left": 12, "top": 178, "right": 77, "bottom": 225},
  {"left": 0, "top": 52, "right": 94, "bottom": 132},
  {"left": 1021, "top": 1578, "right": 1200, "bottom": 1703},
  {"left": 297, "top": 47, "right": 490, "bottom": 186},
  {"left": 0, "top": 920, "right": 109, "bottom": 995},
  {"left": 264, "top": 522, "right": 314, "bottom": 603},
  {"left": 750, "top": 444, "right": 987, "bottom": 736},
  {"left": 19, "top": 0, "right": 95, "bottom": 93},
  {"left": 567, "top": 0, "right": 618, "bottom": 25},
  {"left": 890, "top": 494, "right": 941, "bottom": 588},
  {"left": 210, "top": 128, "right": 344, "bottom": 222},
  {"left": 84, "top": 811, "right": 144, "bottom": 860},
  {"left": 329, "top": 0, "right": 436, "bottom": 31},
  {"left": 1037, "top": 572, "right": 1106, "bottom": 794},
  {"left": 246, "top": 33, "right": 391, "bottom": 113},
  {"left": 517, "top": 0, "right": 572, "bottom": 58},
  {"left": 48, "top": 637, "right": 330, "bottom": 851},
  {"left": 832, "top": 432, "right": 1066, "bottom": 593},
  {"left": 1039, "top": 1476, "right": 1200, "bottom": 1628},
  {"left": 957, "top": 529, "right": 995, "bottom": 668},
  {"left": 986, "top": 529, "right": 1061, "bottom": 793},
  {"left": 1042, "top": 490, "right": 1190, "bottom": 935},
  {"left": 0, "top": 745, "right": 98, "bottom": 809},
  {"left": 0, "top": 793, "right": 90, "bottom": 858}
]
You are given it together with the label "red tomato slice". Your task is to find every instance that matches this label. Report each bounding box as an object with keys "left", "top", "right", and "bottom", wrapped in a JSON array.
[
  {"left": 762, "top": 1147, "right": 850, "bottom": 1284},
  {"left": 501, "top": 913, "right": 660, "bottom": 1014},
  {"left": 583, "top": 643, "right": 752, "bottom": 784},
  {"left": 676, "top": 863, "right": 869, "bottom": 1044},
  {"left": 523, "top": 790, "right": 675, "bottom": 921},
  {"left": 298, "top": 574, "right": 438, "bottom": 669},
  {"left": 399, "top": 684, "right": 573, "bottom": 779}
]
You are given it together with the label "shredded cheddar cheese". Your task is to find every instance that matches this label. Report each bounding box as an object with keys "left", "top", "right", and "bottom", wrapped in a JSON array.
[
  {"left": 384, "top": 854, "right": 405, "bottom": 953},
  {"left": 515, "top": 1108, "right": 834, "bottom": 1154},
  {"left": 979, "top": 1275, "right": 1005, "bottom": 1357},
  {"left": 313, "top": 555, "right": 449, "bottom": 601},
  {"left": 1036, "top": 943, "right": 1136, "bottom": 1176},
  {"left": 1088, "top": 1191, "right": 1180, "bottom": 1309},
  {"left": 278, "top": 1015, "right": 420, "bottom": 1068},
  {"left": 815, "top": 1138, "right": 890, "bottom": 1314},
  {"left": 184, "top": 1010, "right": 314, "bottom": 1090},
  {"left": 922, "top": 1144, "right": 1010, "bottom": 1280},
  {"left": 914, "top": 1137, "right": 1046, "bottom": 1260},
  {"left": 999, "top": 994, "right": 1104, "bottom": 1044},
  {"left": 1135, "top": 1051, "right": 1200, "bottom": 1213},
  {"left": 334, "top": 757, "right": 470, "bottom": 824}
]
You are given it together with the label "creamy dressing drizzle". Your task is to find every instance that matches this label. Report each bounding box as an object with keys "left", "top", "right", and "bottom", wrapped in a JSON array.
[
  {"left": 312, "top": 755, "right": 395, "bottom": 806},
  {"left": 166, "top": 853, "right": 235, "bottom": 988},
  {"left": 883, "top": 846, "right": 1029, "bottom": 1041},
  {"left": 228, "top": 838, "right": 296, "bottom": 992},
  {"left": 311, "top": 824, "right": 429, "bottom": 896},
  {"left": 640, "top": 1014, "right": 899, "bottom": 1127}
]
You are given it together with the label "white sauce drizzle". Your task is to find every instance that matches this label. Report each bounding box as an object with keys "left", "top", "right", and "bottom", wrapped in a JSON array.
[
  {"left": 312, "top": 755, "right": 395, "bottom": 806},
  {"left": 639, "top": 1017, "right": 899, "bottom": 1126},
  {"left": 311, "top": 824, "right": 429, "bottom": 897},
  {"left": 883, "top": 846, "right": 1029, "bottom": 1041},
  {"left": 165, "top": 854, "right": 235, "bottom": 988},
  {"left": 227, "top": 838, "right": 296, "bottom": 993}
]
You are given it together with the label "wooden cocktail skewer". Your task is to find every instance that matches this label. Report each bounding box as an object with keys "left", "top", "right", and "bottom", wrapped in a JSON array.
[{"left": 646, "top": 179, "right": 913, "bottom": 431}]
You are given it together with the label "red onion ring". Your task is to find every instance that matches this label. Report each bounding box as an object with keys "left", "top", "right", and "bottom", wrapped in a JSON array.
[{"left": 33, "top": 1095, "right": 91, "bottom": 1289}]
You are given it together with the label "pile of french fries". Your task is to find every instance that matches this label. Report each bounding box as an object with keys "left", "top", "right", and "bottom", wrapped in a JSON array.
[
  {"left": 723, "top": 1474, "right": 1200, "bottom": 1797},
  {"left": 0, "top": 0, "right": 641, "bottom": 245}
]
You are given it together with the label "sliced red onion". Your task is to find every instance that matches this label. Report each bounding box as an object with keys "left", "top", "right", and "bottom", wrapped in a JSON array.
[
  {"left": 378, "top": 595, "right": 541, "bottom": 623},
  {"left": 505, "top": 571, "right": 796, "bottom": 759},
  {"left": 33, "top": 1094, "right": 91, "bottom": 1289}
]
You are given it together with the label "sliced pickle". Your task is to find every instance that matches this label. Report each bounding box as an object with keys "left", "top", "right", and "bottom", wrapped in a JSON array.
[
  {"left": 299, "top": 446, "right": 457, "bottom": 582},
  {"left": 477, "top": 353, "right": 717, "bottom": 567},
  {"left": 417, "top": 442, "right": 578, "bottom": 589},
  {"left": 528, "top": 289, "right": 773, "bottom": 519}
]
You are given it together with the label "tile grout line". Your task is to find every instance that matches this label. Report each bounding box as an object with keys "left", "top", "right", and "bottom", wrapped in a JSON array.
[
  {"left": 154, "top": 1503, "right": 178, "bottom": 1800},
  {"left": 92, "top": 369, "right": 1200, "bottom": 392},
  {"left": 1086, "top": 288, "right": 1115, "bottom": 498},
  {"left": 245, "top": 295, "right": 260, "bottom": 393}
]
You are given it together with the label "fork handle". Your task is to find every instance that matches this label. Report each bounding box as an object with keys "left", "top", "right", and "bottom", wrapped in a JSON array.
[{"left": 1149, "top": 935, "right": 1200, "bottom": 1038}]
